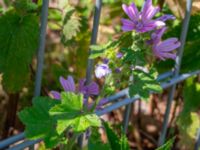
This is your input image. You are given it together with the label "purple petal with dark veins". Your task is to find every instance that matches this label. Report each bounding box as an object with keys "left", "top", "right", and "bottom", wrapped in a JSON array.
[
  {"left": 156, "top": 38, "right": 181, "bottom": 52},
  {"left": 59, "top": 76, "right": 76, "bottom": 92},
  {"left": 142, "top": 0, "right": 160, "bottom": 20},
  {"left": 121, "top": 18, "right": 135, "bottom": 31},
  {"left": 122, "top": 3, "right": 139, "bottom": 21}
]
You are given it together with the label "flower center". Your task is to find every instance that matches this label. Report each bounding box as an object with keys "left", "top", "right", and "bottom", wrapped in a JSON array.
[{"left": 135, "top": 21, "right": 143, "bottom": 29}]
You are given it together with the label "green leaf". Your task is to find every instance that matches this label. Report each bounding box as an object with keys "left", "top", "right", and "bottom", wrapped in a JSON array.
[
  {"left": 89, "top": 41, "right": 118, "bottom": 59},
  {"left": 73, "top": 114, "right": 101, "bottom": 132},
  {"left": 129, "top": 69, "right": 162, "bottom": 101},
  {"left": 0, "top": 12, "right": 39, "bottom": 92},
  {"left": 104, "top": 122, "right": 121, "bottom": 150},
  {"left": 61, "top": 6, "right": 81, "bottom": 44},
  {"left": 89, "top": 32, "right": 132, "bottom": 59},
  {"left": 50, "top": 92, "right": 83, "bottom": 118},
  {"left": 121, "top": 47, "right": 146, "bottom": 66},
  {"left": 181, "top": 40, "right": 200, "bottom": 73},
  {"left": 177, "top": 112, "right": 200, "bottom": 150},
  {"left": 156, "top": 138, "right": 174, "bottom": 150},
  {"left": 119, "top": 134, "right": 130, "bottom": 150},
  {"left": 103, "top": 122, "right": 130, "bottom": 150},
  {"left": 88, "top": 128, "right": 111, "bottom": 150},
  {"left": 175, "top": 77, "right": 200, "bottom": 149},
  {"left": 182, "top": 77, "right": 200, "bottom": 113},
  {"left": 50, "top": 92, "right": 101, "bottom": 134},
  {"left": 18, "top": 97, "right": 61, "bottom": 148},
  {"left": 13, "top": 0, "right": 38, "bottom": 14}
]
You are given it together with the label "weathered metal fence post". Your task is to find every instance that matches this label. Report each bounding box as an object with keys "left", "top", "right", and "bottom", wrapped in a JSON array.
[
  {"left": 158, "top": 0, "right": 193, "bottom": 146},
  {"left": 78, "top": 0, "right": 102, "bottom": 147},
  {"left": 34, "top": 0, "right": 49, "bottom": 97},
  {"left": 31, "top": 0, "right": 49, "bottom": 149},
  {"left": 195, "top": 128, "right": 200, "bottom": 150},
  {"left": 85, "top": 0, "right": 102, "bottom": 90}
]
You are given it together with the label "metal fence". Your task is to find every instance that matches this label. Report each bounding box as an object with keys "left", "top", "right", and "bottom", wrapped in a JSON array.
[{"left": 0, "top": 0, "right": 200, "bottom": 149}]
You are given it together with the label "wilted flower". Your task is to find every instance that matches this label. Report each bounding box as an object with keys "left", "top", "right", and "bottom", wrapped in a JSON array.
[
  {"left": 95, "top": 64, "right": 111, "bottom": 78},
  {"left": 150, "top": 27, "right": 181, "bottom": 60},
  {"left": 157, "top": 14, "right": 176, "bottom": 22},
  {"left": 50, "top": 75, "right": 99, "bottom": 99},
  {"left": 115, "top": 68, "right": 121, "bottom": 73},
  {"left": 116, "top": 52, "right": 123, "bottom": 58},
  {"left": 103, "top": 58, "right": 109, "bottom": 64},
  {"left": 121, "top": 0, "right": 165, "bottom": 33}
]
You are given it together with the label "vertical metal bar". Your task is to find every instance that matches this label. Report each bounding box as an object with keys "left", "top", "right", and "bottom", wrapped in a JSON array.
[
  {"left": 195, "top": 128, "right": 200, "bottom": 150},
  {"left": 122, "top": 104, "right": 132, "bottom": 133},
  {"left": 158, "top": 0, "right": 193, "bottom": 146},
  {"left": 33, "top": 0, "right": 49, "bottom": 97},
  {"left": 30, "top": 0, "right": 49, "bottom": 149},
  {"left": 85, "top": 0, "right": 102, "bottom": 87},
  {"left": 78, "top": 0, "right": 102, "bottom": 147},
  {"left": 123, "top": 76, "right": 133, "bottom": 133}
]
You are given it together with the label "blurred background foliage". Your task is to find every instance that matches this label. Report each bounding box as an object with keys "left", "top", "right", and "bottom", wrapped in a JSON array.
[{"left": 0, "top": 0, "right": 200, "bottom": 149}]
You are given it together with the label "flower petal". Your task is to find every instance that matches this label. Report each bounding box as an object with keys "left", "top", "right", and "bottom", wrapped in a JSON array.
[
  {"left": 122, "top": 3, "right": 138, "bottom": 21},
  {"left": 160, "top": 52, "right": 176, "bottom": 60},
  {"left": 142, "top": 0, "right": 160, "bottom": 20},
  {"left": 86, "top": 82, "right": 99, "bottom": 95},
  {"left": 50, "top": 91, "right": 61, "bottom": 100},
  {"left": 78, "top": 79, "right": 86, "bottom": 94},
  {"left": 121, "top": 18, "right": 135, "bottom": 31},
  {"left": 96, "top": 98, "right": 109, "bottom": 110},
  {"left": 157, "top": 14, "right": 176, "bottom": 22},
  {"left": 59, "top": 76, "right": 76, "bottom": 92},
  {"left": 95, "top": 64, "right": 111, "bottom": 78},
  {"left": 157, "top": 38, "right": 181, "bottom": 52},
  {"left": 129, "top": 3, "right": 139, "bottom": 20},
  {"left": 142, "top": 20, "right": 165, "bottom": 32},
  {"left": 151, "top": 27, "right": 167, "bottom": 44},
  {"left": 78, "top": 79, "right": 99, "bottom": 96}
]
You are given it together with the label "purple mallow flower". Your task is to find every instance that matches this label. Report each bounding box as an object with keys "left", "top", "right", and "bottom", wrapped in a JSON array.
[
  {"left": 121, "top": 0, "right": 165, "bottom": 33},
  {"left": 95, "top": 64, "right": 111, "bottom": 78},
  {"left": 153, "top": 38, "right": 181, "bottom": 60},
  {"left": 50, "top": 75, "right": 99, "bottom": 99},
  {"left": 150, "top": 27, "right": 181, "bottom": 60},
  {"left": 50, "top": 76, "right": 109, "bottom": 110}
]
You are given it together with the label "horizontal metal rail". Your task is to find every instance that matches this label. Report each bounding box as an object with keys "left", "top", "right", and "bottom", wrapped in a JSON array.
[
  {"left": 1, "top": 70, "right": 199, "bottom": 150},
  {"left": 96, "top": 70, "right": 200, "bottom": 115},
  {"left": 8, "top": 140, "right": 40, "bottom": 150},
  {"left": 0, "top": 133, "right": 25, "bottom": 149}
]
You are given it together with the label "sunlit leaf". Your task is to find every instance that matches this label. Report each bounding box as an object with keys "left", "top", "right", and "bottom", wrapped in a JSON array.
[{"left": 50, "top": 92, "right": 101, "bottom": 134}]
